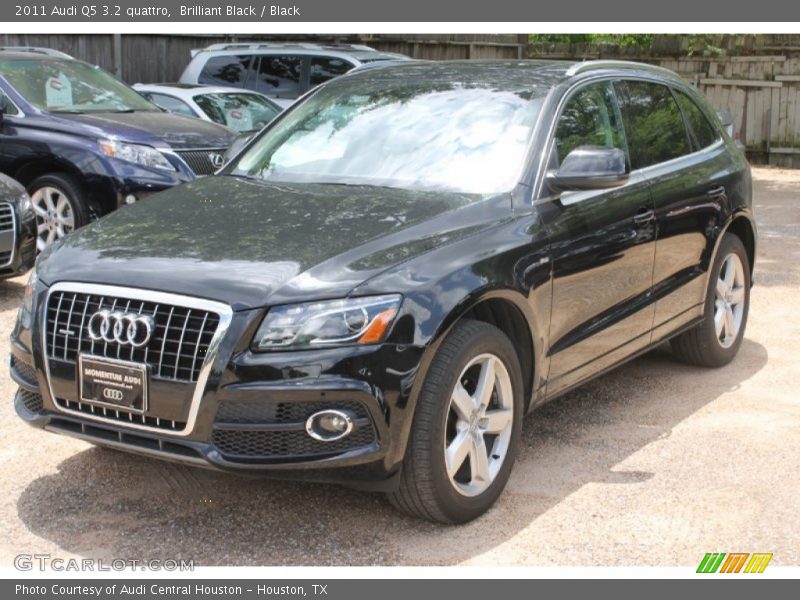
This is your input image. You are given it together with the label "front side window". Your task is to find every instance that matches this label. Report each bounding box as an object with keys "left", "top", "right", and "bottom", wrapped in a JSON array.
[
  {"left": 198, "top": 55, "right": 253, "bottom": 87},
  {"left": 614, "top": 80, "right": 691, "bottom": 170},
  {"left": 147, "top": 93, "right": 196, "bottom": 117},
  {"left": 254, "top": 55, "right": 303, "bottom": 98},
  {"left": 194, "top": 92, "right": 281, "bottom": 132},
  {"left": 553, "top": 81, "right": 627, "bottom": 166},
  {"left": 0, "top": 59, "right": 157, "bottom": 113},
  {"left": 674, "top": 90, "right": 719, "bottom": 150},
  {"left": 309, "top": 57, "right": 353, "bottom": 86},
  {"left": 231, "top": 78, "right": 545, "bottom": 194}
]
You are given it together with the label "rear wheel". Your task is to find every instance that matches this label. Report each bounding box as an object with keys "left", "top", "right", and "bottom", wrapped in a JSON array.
[
  {"left": 389, "top": 320, "right": 523, "bottom": 523},
  {"left": 671, "top": 233, "right": 751, "bottom": 367},
  {"left": 28, "top": 174, "right": 90, "bottom": 252}
]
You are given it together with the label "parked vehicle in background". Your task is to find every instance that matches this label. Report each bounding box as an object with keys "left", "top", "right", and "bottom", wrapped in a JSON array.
[
  {"left": 0, "top": 51, "right": 236, "bottom": 251},
  {"left": 0, "top": 173, "right": 36, "bottom": 278},
  {"left": 12, "top": 60, "right": 756, "bottom": 524},
  {"left": 0, "top": 46, "right": 73, "bottom": 59},
  {"left": 179, "top": 42, "right": 409, "bottom": 107},
  {"left": 134, "top": 83, "right": 282, "bottom": 134}
]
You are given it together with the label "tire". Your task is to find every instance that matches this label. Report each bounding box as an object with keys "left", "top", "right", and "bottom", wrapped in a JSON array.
[
  {"left": 27, "top": 173, "right": 90, "bottom": 252},
  {"left": 671, "top": 233, "right": 751, "bottom": 367},
  {"left": 389, "top": 319, "right": 524, "bottom": 524}
]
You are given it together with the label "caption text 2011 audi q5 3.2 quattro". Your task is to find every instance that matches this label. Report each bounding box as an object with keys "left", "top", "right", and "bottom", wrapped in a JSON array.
[{"left": 11, "top": 60, "right": 756, "bottom": 523}]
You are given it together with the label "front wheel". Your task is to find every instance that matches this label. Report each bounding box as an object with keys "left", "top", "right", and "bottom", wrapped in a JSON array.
[
  {"left": 388, "top": 320, "right": 524, "bottom": 523},
  {"left": 28, "top": 173, "right": 90, "bottom": 252},
  {"left": 671, "top": 233, "right": 751, "bottom": 367}
]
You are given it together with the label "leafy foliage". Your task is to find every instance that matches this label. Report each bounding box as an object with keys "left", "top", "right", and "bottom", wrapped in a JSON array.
[{"left": 528, "top": 34, "right": 654, "bottom": 47}]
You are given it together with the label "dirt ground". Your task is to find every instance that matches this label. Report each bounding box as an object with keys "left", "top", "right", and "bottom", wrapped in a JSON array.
[{"left": 0, "top": 166, "right": 798, "bottom": 568}]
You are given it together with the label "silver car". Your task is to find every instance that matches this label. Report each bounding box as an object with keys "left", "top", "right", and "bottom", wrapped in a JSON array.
[{"left": 178, "top": 42, "right": 409, "bottom": 108}]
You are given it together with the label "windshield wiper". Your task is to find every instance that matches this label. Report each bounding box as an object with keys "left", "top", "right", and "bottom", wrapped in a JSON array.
[{"left": 49, "top": 109, "right": 85, "bottom": 114}]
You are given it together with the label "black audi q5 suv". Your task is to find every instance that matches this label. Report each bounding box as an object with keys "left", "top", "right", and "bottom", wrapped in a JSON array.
[{"left": 11, "top": 60, "right": 756, "bottom": 523}]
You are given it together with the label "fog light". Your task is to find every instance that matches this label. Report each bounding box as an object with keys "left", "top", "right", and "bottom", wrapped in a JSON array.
[
  {"left": 124, "top": 194, "right": 137, "bottom": 205},
  {"left": 305, "top": 409, "right": 354, "bottom": 442}
]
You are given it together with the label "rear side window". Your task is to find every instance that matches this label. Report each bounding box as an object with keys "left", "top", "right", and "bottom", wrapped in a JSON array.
[
  {"left": 614, "top": 81, "right": 691, "bottom": 170},
  {"left": 554, "top": 81, "right": 626, "bottom": 165},
  {"left": 198, "top": 55, "right": 252, "bottom": 87},
  {"left": 254, "top": 55, "right": 303, "bottom": 98},
  {"left": 674, "top": 90, "right": 719, "bottom": 150},
  {"left": 309, "top": 57, "right": 353, "bottom": 86}
]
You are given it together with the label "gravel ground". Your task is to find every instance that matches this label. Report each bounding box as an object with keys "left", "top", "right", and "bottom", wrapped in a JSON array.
[{"left": 0, "top": 167, "right": 798, "bottom": 567}]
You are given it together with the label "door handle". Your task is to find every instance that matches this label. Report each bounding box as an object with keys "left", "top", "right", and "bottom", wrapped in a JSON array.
[
  {"left": 706, "top": 185, "right": 726, "bottom": 198},
  {"left": 633, "top": 208, "right": 655, "bottom": 225}
]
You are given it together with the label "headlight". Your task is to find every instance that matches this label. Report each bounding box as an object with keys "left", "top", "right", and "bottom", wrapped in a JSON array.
[
  {"left": 18, "top": 263, "right": 38, "bottom": 330},
  {"left": 18, "top": 191, "right": 35, "bottom": 222},
  {"left": 253, "top": 295, "right": 402, "bottom": 351},
  {"left": 99, "top": 139, "right": 175, "bottom": 171}
]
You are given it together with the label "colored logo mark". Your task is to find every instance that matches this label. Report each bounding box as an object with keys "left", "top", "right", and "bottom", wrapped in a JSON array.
[{"left": 697, "top": 552, "right": 773, "bottom": 573}]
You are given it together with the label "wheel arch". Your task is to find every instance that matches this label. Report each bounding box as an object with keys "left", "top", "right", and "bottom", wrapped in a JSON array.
[
  {"left": 13, "top": 157, "right": 85, "bottom": 190},
  {"left": 415, "top": 287, "right": 543, "bottom": 414},
  {"left": 724, "top": 212, "right": 757, "bottom": 278}
]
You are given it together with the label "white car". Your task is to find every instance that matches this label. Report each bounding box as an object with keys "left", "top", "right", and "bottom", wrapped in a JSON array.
[{"left": 133, "top": 83, "right": 282, "bottom": 134}]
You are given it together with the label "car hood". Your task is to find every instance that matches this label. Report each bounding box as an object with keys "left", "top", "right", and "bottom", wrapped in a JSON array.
[
  {"left": 37, "top": 176, "right": 510, "bottom": 310},
  {"left": 42, "top": 111, "right": 235, "bottom": 149}
]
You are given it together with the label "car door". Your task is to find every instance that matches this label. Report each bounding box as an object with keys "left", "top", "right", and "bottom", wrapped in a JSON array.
[
  {"left": 538, "top": 80, "right": 657, "bottom": 397},
  {"left": 614, "top": 80, "right": 733, "bottom": 342}
]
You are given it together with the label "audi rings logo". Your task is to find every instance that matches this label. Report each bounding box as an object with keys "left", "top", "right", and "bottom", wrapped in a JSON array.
[
  {"left": 102, "top": 388, "right": 124, "bottom": 401},
  {"left": 87, "top": 310, "right": 155, "bottom": 347}
]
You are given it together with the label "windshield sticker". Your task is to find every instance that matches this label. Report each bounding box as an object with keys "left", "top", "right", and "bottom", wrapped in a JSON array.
[
  {"left": 226, "top": 108, "right": 253, "bottom": 131},
  {"left": 45, "top": 73, "right": 73, "bottom": 109}
]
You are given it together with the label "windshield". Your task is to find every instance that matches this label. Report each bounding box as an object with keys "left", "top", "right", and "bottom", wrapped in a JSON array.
[
  {"left": 194, "top": 92, "right": 281, "bottom": 133},
  {"left": 231, "top": 79, "right": 544, "bottom": 194},
  {"left": 0, "top": 59, "right": 158, "bottom": 113}
]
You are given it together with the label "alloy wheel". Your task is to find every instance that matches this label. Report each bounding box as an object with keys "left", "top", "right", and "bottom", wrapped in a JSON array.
[
  {"left": 714, "top": 252, "right": 746, "bottom": 348},
  {"left": 31, "top": 186, "right": 75, "bottom": 252},
  {"left": 444, "top": 353, "right": 514, "bottom": 497}
]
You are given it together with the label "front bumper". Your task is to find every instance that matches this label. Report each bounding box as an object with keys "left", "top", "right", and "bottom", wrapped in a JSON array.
[{"left": 11, "top": 294, "right": 426, "bottom": 491}]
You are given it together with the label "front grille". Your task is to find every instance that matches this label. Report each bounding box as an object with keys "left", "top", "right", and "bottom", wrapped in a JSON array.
[
  {"left": 46, "top": 291, "right": 220, "bottom": 383},
  {"left": 0, "top": 202, "right": 14, "bottom": 268},
  {"left": 212, "top": 426, "right": 375, "bottom": 460},
  {"left": 55, "top": 397, "right": 186, "bottom": 431},
  {"left": 11, "top": 356, "right": 38, "bottom": 387},
  {"left": 175, "top": 149, "right": 225, "bottom": 176},
  {"left": 0, "top": 203, "right": 14, "bottom": 232},
  {"left": 18, "top": 389, "right": 44, "bottom": 413},
  {"left": 212, "top": 399, "right": 376, "bottom": 461}
]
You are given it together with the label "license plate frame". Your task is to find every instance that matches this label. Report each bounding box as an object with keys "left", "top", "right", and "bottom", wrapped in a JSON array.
[{"left": 78, "top": 354, "right": 149, "bottom": 414}]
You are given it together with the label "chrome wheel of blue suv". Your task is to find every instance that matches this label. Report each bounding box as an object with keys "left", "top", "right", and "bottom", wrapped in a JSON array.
[{"left": 28, "top": 174, "right": 88, "bottom": 252}]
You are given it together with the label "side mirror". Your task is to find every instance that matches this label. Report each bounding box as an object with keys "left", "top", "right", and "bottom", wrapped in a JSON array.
[
  {"left": 547, "top": 146, "right": 629, "bottom": 193},
  {"left": 223, "top": 132, "right": 254, "bottom": 166}
]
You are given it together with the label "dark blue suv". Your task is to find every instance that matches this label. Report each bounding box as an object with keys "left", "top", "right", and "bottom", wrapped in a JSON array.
[{"left": 0, "top": 51, "right": 235, "bottom": 251}]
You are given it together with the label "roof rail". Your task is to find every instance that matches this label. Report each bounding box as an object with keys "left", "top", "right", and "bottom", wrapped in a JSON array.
[
  {"left": 565, "top": 60, "right": 679, "bottom": 78},
  {"left": 198, "top": 41, "right": 378, "bottom": 53}
]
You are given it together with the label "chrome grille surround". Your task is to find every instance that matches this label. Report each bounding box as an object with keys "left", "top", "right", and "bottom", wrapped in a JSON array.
[
  {"left": 0, "top": 202, "right": 17, "bottom": 268},
  {"left": 42, "top": 282, "right": 233, "bottom": 436}
]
